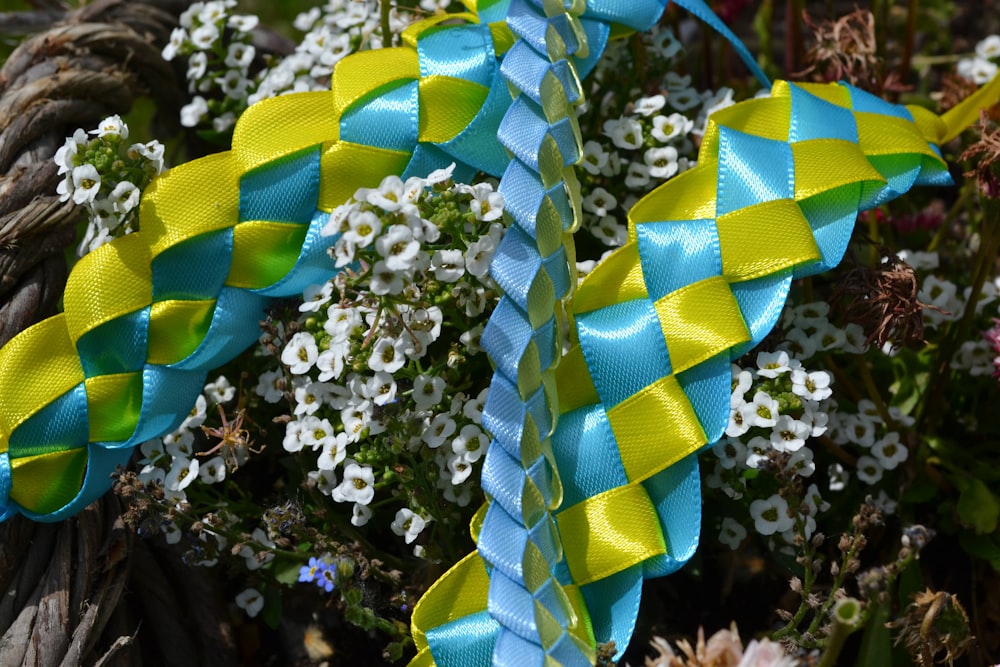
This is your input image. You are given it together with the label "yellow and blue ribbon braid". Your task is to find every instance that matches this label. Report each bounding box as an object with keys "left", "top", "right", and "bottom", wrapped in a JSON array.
[
  {"left": 3, "top": 0, "right": 1000, "bottom": 664},
  {"left": 0, "top": 5, "right": 523, "bottom": 522}
]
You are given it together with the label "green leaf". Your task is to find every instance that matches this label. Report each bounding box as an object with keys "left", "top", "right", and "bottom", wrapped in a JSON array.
[
  {"left": 958, "top": 531, "right": 1000, "bottom": 561},
  {"left": 901, "top": 477, "right": 938, "bottom": 504},
  {"left": 856, "top": 600, "right": 893, "bottom": 667},
  {"left": 273, "top": 555, "right": 304, "bottom": 585},
  {"left": 955, "top": 475, "right": 1000, "bottom": 534}
]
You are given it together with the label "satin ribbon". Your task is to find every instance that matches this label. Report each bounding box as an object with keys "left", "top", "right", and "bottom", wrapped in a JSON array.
[{"left": 3, "top": 0, "right": 1000, "bottom": 665}]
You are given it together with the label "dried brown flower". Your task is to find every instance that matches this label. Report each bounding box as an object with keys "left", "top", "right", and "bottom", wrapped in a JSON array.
[
  {"left": 959, "top": 111, "right": 1000, "bottom": 199},
  {"left": 797, "top": 8, "right": 908, "bottom": 95},
  {"left": 831, "top": 249, "right": 928, "bottom": 349},
  {"left": 887, "top": 589, "right": 973, "bottom": 666}
]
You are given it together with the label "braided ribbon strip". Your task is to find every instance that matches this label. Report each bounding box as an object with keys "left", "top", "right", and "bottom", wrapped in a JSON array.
[{"left": 3, "top": 0, "right": 999, "bottom": 663}]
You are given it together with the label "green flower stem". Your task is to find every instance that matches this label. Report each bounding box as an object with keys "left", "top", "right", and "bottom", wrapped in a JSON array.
[
  {"left": 856, "top": 358, "right": 894, "bottom": 429},
  {"left": 817, "top": 598, "right": 862, "bottom": 667},
  {"left": 381, "top": 0, "right": 392, "bottom": 48}
]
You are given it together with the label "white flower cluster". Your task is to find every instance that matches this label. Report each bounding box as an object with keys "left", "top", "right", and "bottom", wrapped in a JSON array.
[
  {"left": 132, "top": 375, "right": 272, "bottom": 567},
  {"left": 249, "top": 0, "right": 419, "bottom": 105},
  {"left": 957, "top": 34, "right": 1000, "bottom": 85},
  {"left": 708, "top": 349, "right": 835, "bottom": 544},
  {"left": 54, "top": 115, "right": 164, "bottom": 256},
  {"left": 163, "top": 0, "right": 259, "bottom": 132},
  {"left": 825, "top": 396, "right": 912, "bottom": 489},
  {"left": 136, "top": 375, "right": 237, "bottom": 548},
  {"left": 576, "top": 28, "right": 739, "bottom": 248},
  {"left": 899, "top": 249, "right": 1000, "bottom": 374},
  {"left": 261, "top": 166, "right": 502, "bottom": 554}
]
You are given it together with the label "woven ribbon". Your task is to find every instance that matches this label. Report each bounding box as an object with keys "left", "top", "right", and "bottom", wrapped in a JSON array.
[{"left": 1, "top": 0, "right": 998, "bottom": 664}]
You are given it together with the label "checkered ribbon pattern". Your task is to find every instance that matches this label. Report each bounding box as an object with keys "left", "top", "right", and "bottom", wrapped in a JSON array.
[{"left": 2, "top": 0, "right": 996, "bottom": 664}]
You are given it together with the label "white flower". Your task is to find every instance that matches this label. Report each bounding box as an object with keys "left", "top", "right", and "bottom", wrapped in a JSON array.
[
  {"left": 448, "top": 454, "right": 474, "bottom": 485},
  {"left": 299, "top": 415, "right": 336, "bottom": 450},
  {"left": 643, "top": 146, "right": 678, "bottom": 179},
  {"left": 580, "top": 140, "right": 609, "bottom": 175},
  {"left": 228, "top": 14, "right": 259, "bottom": 32},
  {"left": 828, "top": 463, "right": 848, "bottom": 491},
  {"left": 282, "top": 420, "right": 304, "bottom": 453},
  {"left": 737, "top": 639, "right": 798, "bottom": 667},
  {"left": 712, "top": 437, "right": 746, "bottom": 470},
  {"left": 790, "top": 369, "right": 832, "bottom": 401},
  {"left": 351, "top": 502, "right": 372, "bottom": 526},
  {"left": 255, "top": 368, "right": 285, "bottom": 403},
  {"left": 958, "top": 56, "right": 998, "bottom": 85},
  {"left": 731, "top": 366, "right": 753, "bottom": 403},
  {"left": 431, "top": 249, "right": 464, "bottom": 283},
  {"left": 855, "top": 455, "right": 883, "bottom": 485},
  {"left": 367, "top": 336, "right": 407, "bottom": 374},
  {"left": 212, "top": 111, "right": 236, "bottom": 133},
  {"left": 919, "top": 275, "right": 962, "bottom": 327},
  {"left": 624, "top": 161, "right": 650, "bottom": 189},
  {"left": 317, "top": 432, "right": 348, "bottom": 470},
  {"left": 649, "top": 30, "right": 681, "bottom": 59},
  {"left": 235, "top": 588, "right": 264, "bottom": 618},
  {"left": 633, "top": 94, "right": 666, "bottom": 116},
  {"left": 374, "top": 224, "right": 420, "bottom": 271},
  {"left": 71, "top": 164, "right": 101, "bottom": 205},
  {"left": 181, "top": 394, "right": 208, "bottom": 430},
  {"left": 602, "top": 117, "right": 643, "bottom": 150},
  {"left": 423, "top": 413, "right": 456, "bottom": 448},
  {"left": 977, "top": 34, "right": 1000, "bottom": 59},
  {"left": 139, "top": 438, "right": 167, "bottom": 465},
  {"left": 217, "top": 70, "right": 249, "bottom": 100},
  {"left": 180, "top": 96, "right": 209, "bottom": 127},
  {"left": 164, "top": 428, "right": 195, "bottom": 458},
  {"left": 165, "top": 456, "right": 199, "bottom": 492},
  {"left": 199, "top": 456, "right": 226, "bottom": 483},
  {"left": 871, "top": 432, "right": 908, "bottom": 470},
  {"left": 299, "top": 282, "right": 334, "bottom": 313},
  {"left": 162, "top": 27, "right": 186, "bottom": 61},
  {"left": 108, "top": 181, "right": 140, "bottom": 214},
  {"left": 844, "top": 414, "right": 876, "bottom": 448},
  {"left": 464, "top": 388, "right": 487, "bottom": 423},
  {"left": 190, "top": 22, "right": 220, "bottom": 50},
  {"left": 871, "top": 489, "right": 898, "bottom": 516},
  {"left": 92, "top": 114, "right": 128, "bottom": 139},
  {"left": 282, "top": 332, "right": 319, "bottom": 374},
  {"left": 755, "top": 350, "right": 790, "bottom": 378},
  {"left": 582, "top": 187, "right": 617, "bottom": 217},
  {"left": 364, "top": 371, "right": 397, "bottom": 406},
  {"left": 718, "top": 516, "right": 747, "bottom": 549},
  {"left": 667, "top": 87, "right": 700, "bottom": 111},
  {"left": 785, "top": 447, "right": 815, "bottom": 477},
  {"left": 744, "top": 436, "right": 771, "bottom": 469},
  {"left": 770, "top": 415, "right": 810, "bottom": 453},
  {"left": 347, "top": 210, "right": 381, "bottom": 247},
  {"left": 749, "top": 494, "right": 794, "bottom": 536},
  {"left": 741, "top": 391, "right": 780, "bottom": 428},
  {"left": 413, "top": 374, "right": 445, "bottom": 409},
  {"left": 726, "top": 403, "right": 751, "bottom": 438},
  {"left": 650, "top": 112, "right": 693, "bottom": 143},
  {"left": 451, "top": 424, "right": 488, "bottom": 463},
  {"left": 470, "top": 185, "right": 504, "bottom": 221},
  {"left": 204, "top": 374, "right": 236, "bottom": 403},
  {"left": 224, "top": 42, "right": 256, "bottom": 70},
  {"left": 391, "top": 508, "right": 427, "bottom": 544},
  {"left": 333, "top": 462, "right": 375, "bottom": 505},
  {"left": 464, "top": 235, "right": 496, "bottom": 279},
  {"left": 294, "top": 381, "right": 327, "bottom": 416},
  {"left": 53, "top": 130, "right": 84, "bottom": 175}
]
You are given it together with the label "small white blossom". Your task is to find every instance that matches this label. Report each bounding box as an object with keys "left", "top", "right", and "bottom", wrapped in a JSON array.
[
  {"left": 332, "top": 462, "right": 375, "bottom": 505},
  {"left": 871, "top": 432, "right": 908, "bottom": 470},
  {"left": 204, "top": 375, "right": 236, "bottom": 403},
  {"left": 742, "top": 391, "right": 780, "bottom": 428},
  {"left": 235, "top": 588, "right": 264, "bottom": 618},
  {"left": 282, "top": 332, "right": 319, "bottom": 374},
  {"left": 749, "top": 494, "right": 795, "bottom": 536},
  {"left": 855, "top": 455, "right": 884, "bottom": 485},
  {"left": 391, "top": 508, "right": 427, "bottom": 544},
  {"left": 718, "top": 516, "right": 747, "bottom": 550},
  {"left": 603, "top": 117, "right": 643, "bottom": 150}
]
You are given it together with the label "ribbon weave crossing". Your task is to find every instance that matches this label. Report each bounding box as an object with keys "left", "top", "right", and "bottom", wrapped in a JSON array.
[{"left": 2, "top": 0, "right": 998, "bottom": 664}]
